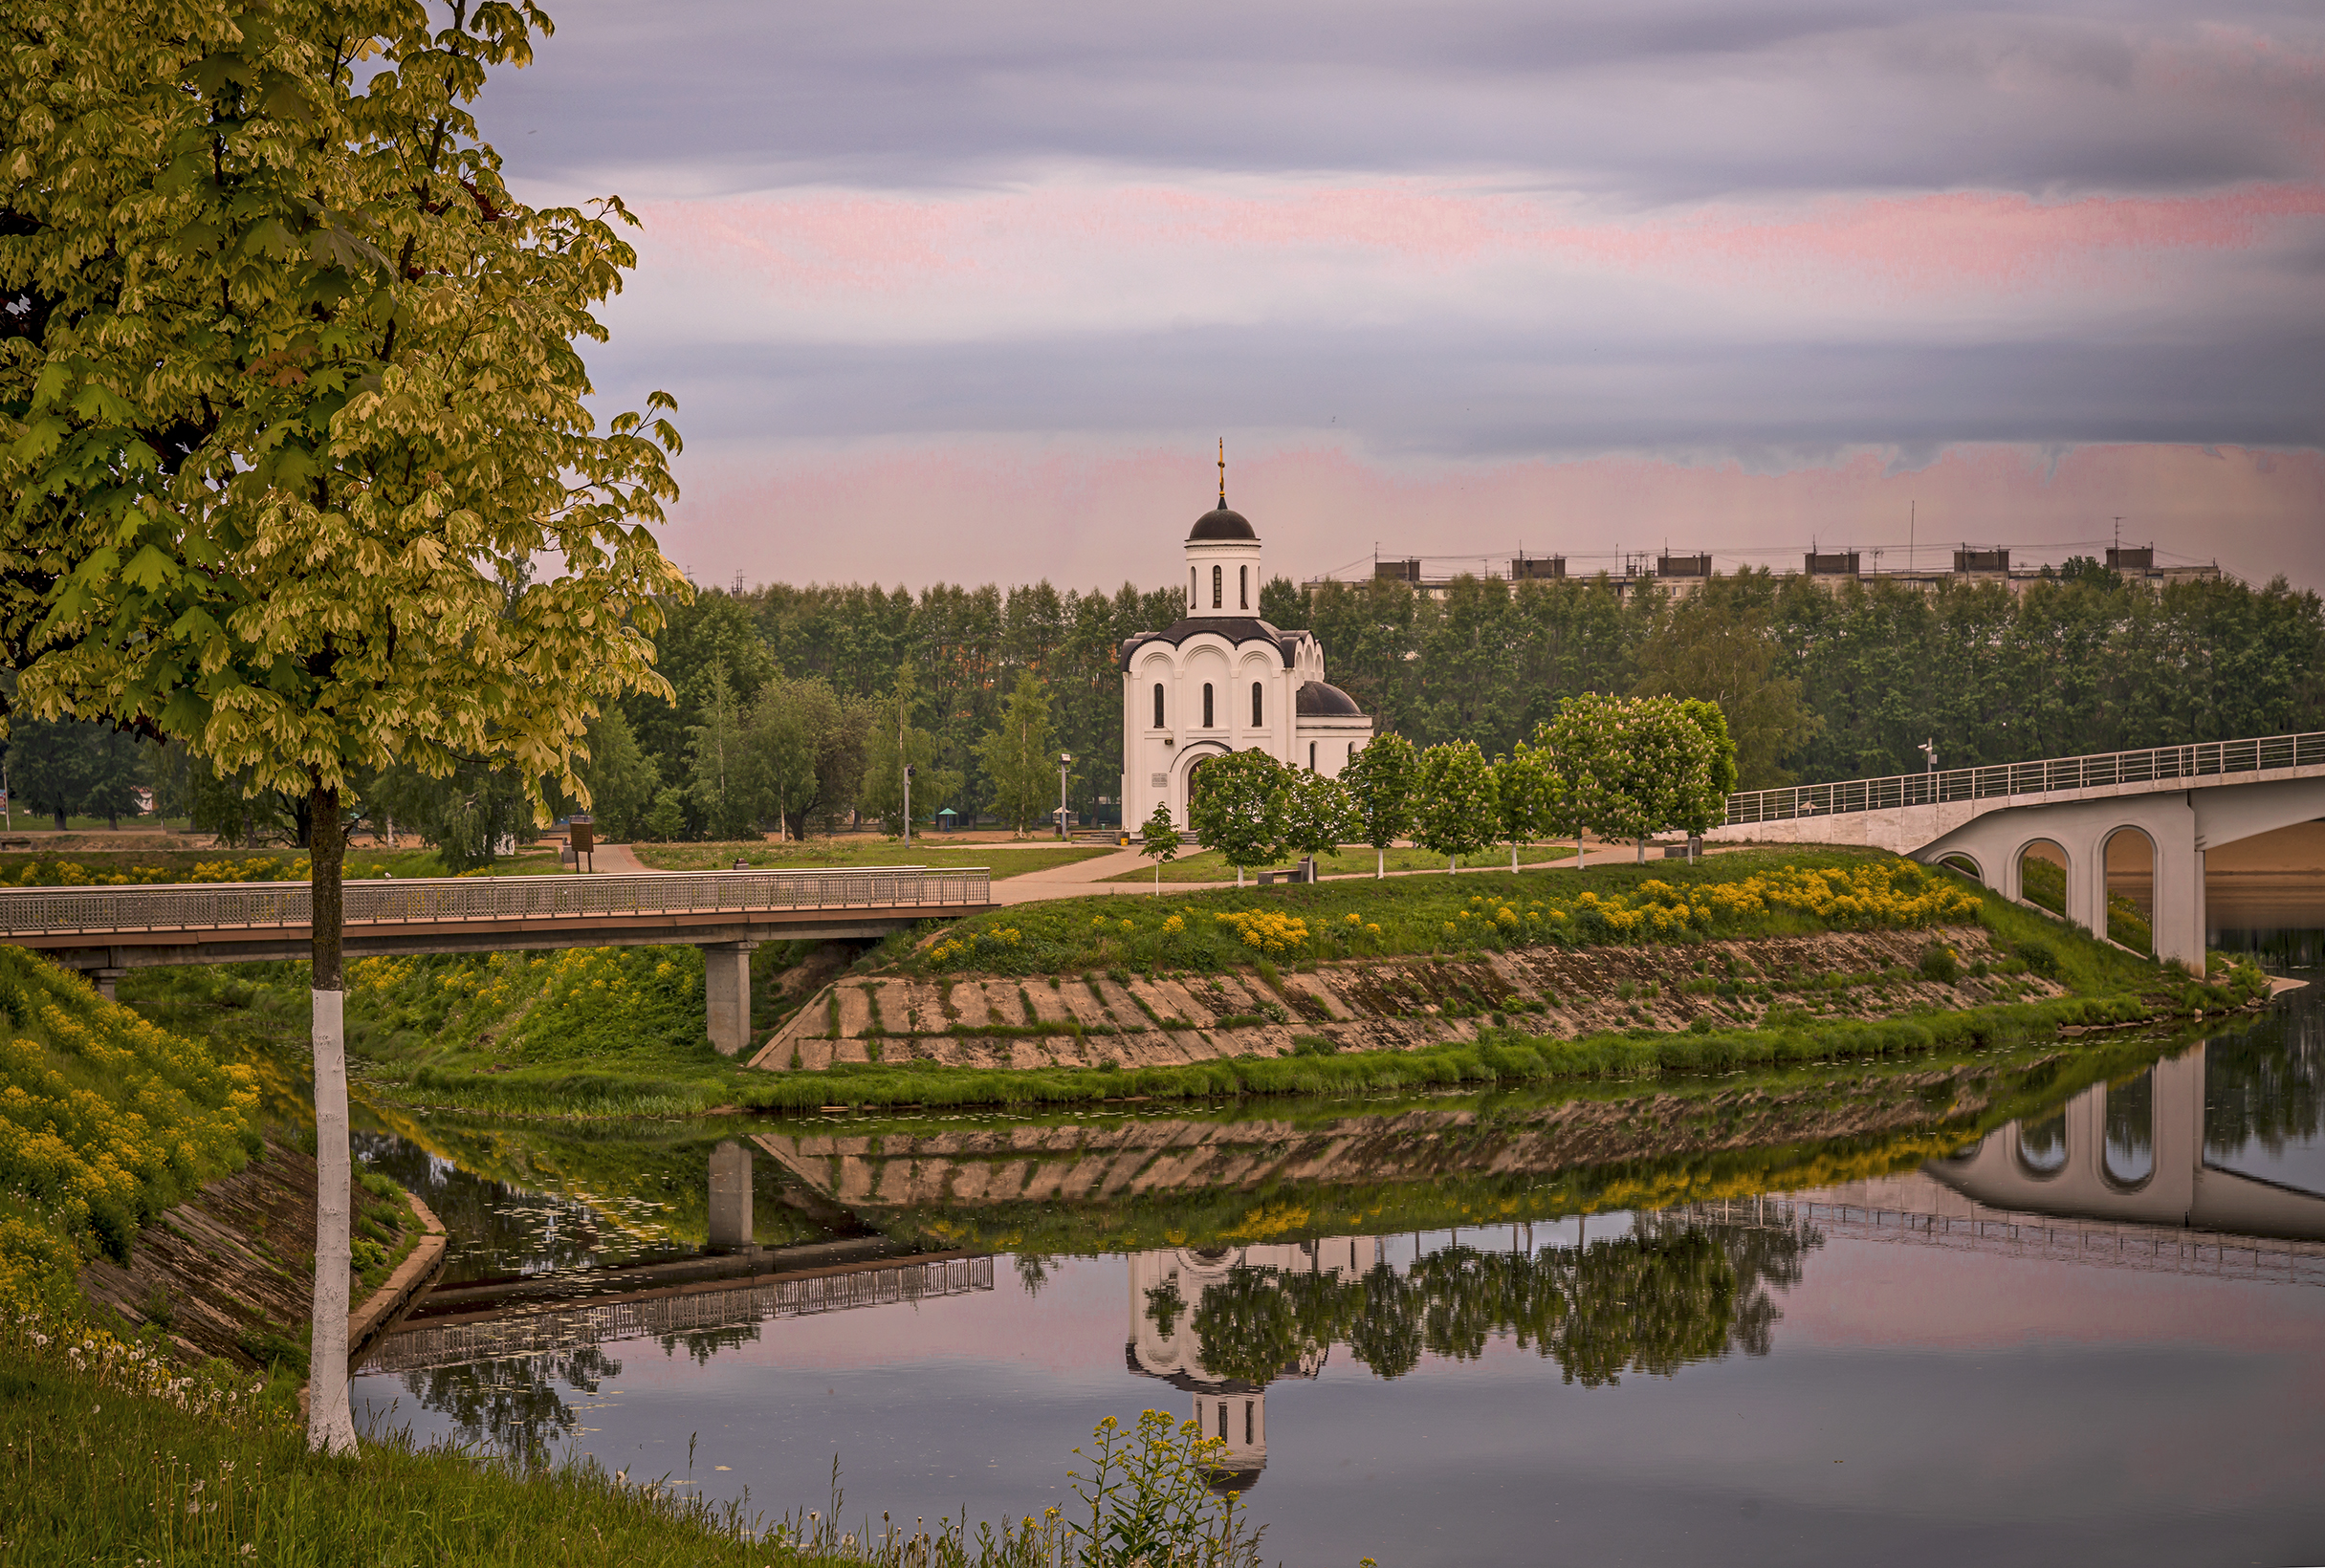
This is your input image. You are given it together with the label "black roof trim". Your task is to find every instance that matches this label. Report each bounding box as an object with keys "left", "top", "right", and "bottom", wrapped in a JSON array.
[{"left": 1120, "top": 617, "right": 1303, "bottom": 670}]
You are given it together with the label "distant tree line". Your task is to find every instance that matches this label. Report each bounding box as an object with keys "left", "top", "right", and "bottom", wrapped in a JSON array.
[{"left": 11, "top": 558, "right": 2318, "bottom": 853}]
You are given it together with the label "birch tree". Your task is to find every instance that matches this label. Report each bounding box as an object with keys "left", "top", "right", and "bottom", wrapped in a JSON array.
[{"left": 2, "top": 0, "right": 685, "bottom": 1453}]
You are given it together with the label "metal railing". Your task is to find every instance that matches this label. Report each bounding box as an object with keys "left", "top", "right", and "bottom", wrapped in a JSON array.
[
  {"left": 1722, "top": 730, "right": 2325, "bottom": 827},
  {"left": 0, "top": 865, "right": 992, "bottom": 938},
  {"left": 364, "top": 1254, "right": 995, "bottom": 1374}
]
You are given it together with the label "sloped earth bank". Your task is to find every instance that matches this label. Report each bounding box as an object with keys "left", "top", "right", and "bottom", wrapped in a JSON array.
[
  {"left": 77, "top": 1136, "right": 440, "bottom": 1374},
  {"left": 751, "top": 925, "right": 2048, "bottom": 1072}
]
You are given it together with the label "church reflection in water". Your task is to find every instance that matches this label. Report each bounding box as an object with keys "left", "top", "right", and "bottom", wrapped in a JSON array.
[{"left": 1122, "top": 1220, "right": 1816, "bottom": 1491}]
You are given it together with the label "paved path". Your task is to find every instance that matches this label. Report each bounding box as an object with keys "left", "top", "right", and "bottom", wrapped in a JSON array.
[{"left": 583, "top": 836, "right": 1724, "bottom": 910}]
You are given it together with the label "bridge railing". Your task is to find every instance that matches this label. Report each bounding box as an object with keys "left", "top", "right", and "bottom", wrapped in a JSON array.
[
  {"left": 0, "top": 866, "right": 993, "bottom": 937},
  {"left": 1722, "top": 730, "right": 2325, "bottom": 826}
]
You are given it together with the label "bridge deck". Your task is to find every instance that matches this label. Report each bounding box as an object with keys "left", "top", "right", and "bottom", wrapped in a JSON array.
[
  {"left": 1720, "top": 729, "right": 2325, "bottom": 828},
  {"left": 0, "top": 866, "right": 995, "bottom": 968}
]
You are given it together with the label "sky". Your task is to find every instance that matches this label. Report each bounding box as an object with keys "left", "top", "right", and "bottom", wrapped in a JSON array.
[{"left": 479, "top": 1, "right": 2325, "bottom": 595}]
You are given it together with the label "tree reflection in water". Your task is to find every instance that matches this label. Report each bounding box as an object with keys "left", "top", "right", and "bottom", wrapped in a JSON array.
[
  {"left": 1189, "top": 1219, "right": 1816, "bottom": 1389},
  {"left": 395, "top": 1342, "right": 623, "bottom": 1461}
]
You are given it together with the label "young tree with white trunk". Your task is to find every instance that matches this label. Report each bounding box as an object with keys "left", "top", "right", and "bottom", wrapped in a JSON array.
[{"left": 2, "top": 0, "right": 684, "bottom": 1452}]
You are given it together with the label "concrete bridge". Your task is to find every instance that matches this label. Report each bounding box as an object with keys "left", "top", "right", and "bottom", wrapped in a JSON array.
[
  {"left": 1709, "top": 730, "right": 2325, "bottom": 969},
  {"left": 0, "top": 866, "right": 993, "bottom": 1055}
]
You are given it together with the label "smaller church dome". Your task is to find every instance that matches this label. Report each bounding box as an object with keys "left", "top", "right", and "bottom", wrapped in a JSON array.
[
  {"left": 1295, "top": 680, "right": 1365, "bottom": 717},
  {"left": 1189, "top": 505, "right": 1257, "bottom": 541}
]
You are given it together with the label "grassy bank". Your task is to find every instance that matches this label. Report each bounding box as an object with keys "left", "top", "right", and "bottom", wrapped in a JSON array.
[
  {"left": 0, "top": 1312, "right": 805, "bottom": 1568},
  {"left": 923, "top": 848, "right": 1987, "bottom": 973},
  {"left": 630, "top": 838, "right": 1113, "bottom": 878},
  {"left": 1108, "top": 841, "right": 1578, "bottom": 882}
]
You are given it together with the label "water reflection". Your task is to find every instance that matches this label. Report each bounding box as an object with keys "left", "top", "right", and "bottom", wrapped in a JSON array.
[
  {"left": 346, "top": 981, "right": 2325, "bottom": 1564},
  {"left": 2017, "top": 1112, "right": 2068, "bottom": 1174}
]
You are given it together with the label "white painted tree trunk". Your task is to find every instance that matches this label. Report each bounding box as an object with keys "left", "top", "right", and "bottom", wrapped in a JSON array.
[
  {"left": 306, "top": 986, "right": 357, "bottom": 1455},
  {"left": 1577, "top": 834, "right": 1586, "bottom": 868},
  {"left": 1511, "top": 843, "right": 1520, "bottom": 873},
  {"left": 1376, "top": 847, "right": 1385, "bottom": 879}
]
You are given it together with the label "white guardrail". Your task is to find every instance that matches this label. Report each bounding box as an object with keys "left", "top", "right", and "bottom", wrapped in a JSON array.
[
  {"left": 0, "top": 866, "right": 992, "bottom": 938},
  {"left": 1722, "top": 730, "right": 2325, "bottom": 827}
]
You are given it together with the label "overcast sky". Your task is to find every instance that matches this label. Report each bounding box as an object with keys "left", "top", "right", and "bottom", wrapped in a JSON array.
[{"left": 481, "top": 1, "right": 2325, "bottom": 594}]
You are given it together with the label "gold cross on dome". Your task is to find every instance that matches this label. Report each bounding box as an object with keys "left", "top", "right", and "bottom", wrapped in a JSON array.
[{"left": 1217, "top": 439, "right": 1226, "bottom": 507}]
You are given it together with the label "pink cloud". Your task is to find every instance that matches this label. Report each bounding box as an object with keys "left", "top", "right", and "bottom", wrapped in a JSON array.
[{"left": 638, "top": 179, "right": 2325, "bottom": 306}]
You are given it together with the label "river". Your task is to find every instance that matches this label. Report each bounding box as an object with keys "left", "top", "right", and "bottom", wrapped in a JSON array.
[{"left": 350, "top": 976, "right": 2325, "bottom": 1567}]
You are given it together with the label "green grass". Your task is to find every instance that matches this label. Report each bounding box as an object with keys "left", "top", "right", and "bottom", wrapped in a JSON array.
[
  {"left": 0, "top": 1339, "right": 810, "bottom": 1568},
  {"left": 929, "top": 846, "right": 1984, "bottom": 976},
  {"left": 1109, "top": 842, "right": 1579, "bottom": 882},
  {"left": 630, "top": 839, "right": 1112, "bottom": 879}
]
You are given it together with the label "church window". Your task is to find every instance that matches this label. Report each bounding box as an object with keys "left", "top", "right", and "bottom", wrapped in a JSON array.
[
  {"left": 1239, "top": 565, "right": 1249, "bottom": 608},
  {"left": 1212, "top": 564, "right": 1222, "bottom": 609},
  {"left": 1251, "top": 682, "right": 1262, "bottom": 728},
  {"left": 1191, "top": 567, "right": 1196, "bottom": 606},
  {"left": 1308, "top": 742, "right": 1316, "bottom": 772},
  {"left": 1202, "top": 684, "right": 1214, "bottom": 728},
  {"left": 1218, "top": 1402, "right": 1230, "bottom": 1439},
  {"left": 1152, "top": 684, "right": 1164, "bottom": 729},
  {"left": 1245, "top": 1402, "right": 1255, "bottom": 1445}
]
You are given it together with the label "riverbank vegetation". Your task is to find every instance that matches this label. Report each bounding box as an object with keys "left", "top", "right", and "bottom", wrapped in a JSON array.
[
  {"left": 631, "top": 838, "right": 1112, "bottom": 876},
  {"left": 98, "top": 848, "right": 2266, "bottom": 1122}
]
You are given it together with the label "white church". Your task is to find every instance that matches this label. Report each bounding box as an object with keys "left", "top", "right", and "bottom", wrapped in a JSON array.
[{"left": 1119, "top": 467, "right": 1373, "bottom": 829}]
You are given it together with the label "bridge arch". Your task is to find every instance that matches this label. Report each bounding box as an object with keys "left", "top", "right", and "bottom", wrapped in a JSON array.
[
  {"left": 1935, "top": 852, "right": 1985, "bottom": 884},
  {"left": 2010, "top": 837, "right": 2072, "bottom": 917},
  {"left": 2101, "top": 824, "right": 2158, "bottom": 954}
]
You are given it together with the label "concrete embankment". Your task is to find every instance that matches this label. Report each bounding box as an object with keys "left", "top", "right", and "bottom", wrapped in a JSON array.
[
  {"left": 753, "top": 924, "right": 2047, "bottom": 1073},
  {"left": 77, "top": 1135, "right": 446, "bottom": 1374}
]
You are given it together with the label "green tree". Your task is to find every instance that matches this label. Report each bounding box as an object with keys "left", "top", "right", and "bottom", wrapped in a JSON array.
[
  {"left": 1489, "top": 741, "right": 1562, "bottom": 873},
  {"left": 1412, "top": 740, "right": 1494, "bottom": 872},
  {"left": 1258, "top": 576, "right": 1307, "bottom": 627},
  {"left": 1137, "top": 801, "right": 1181, "bottom": 888},
  {"left": 0, "top": 0, "right": 683, "bottom": 1453},
  {"left": 685, "top": 664, "right": 754, "bottom": 840},
  {"left": 1632, "top": 573, "right": 1818, "bottom": 788},
  {"left": 1340, "top": 731, "right": 1418, "bottom": 878},
  {"left": 861, "top": 661, "right": 957, "bottom": 836},
  {"left": 1185, "top": 749, "right": 1287, "bottom": 886},
  {"left": 1280, "top": 768, "right": 1354, "bottom": 865},
  {"left": 7, "top": 717, "right": 96, "bottom": 830},
  {"left": 1678, "top": 698, "right": 1739, "bottom": 848},
  {"left": 1540, "top": 694, "right": 1720, "bottom": 860},
  {"left": 573, "top": 708, "right": 658, "bottom": 843},
  {"left": 974, "top": 669, "right": 1059, "bottom": 836},
  {"left": 740, "top": 677, "right": 833, "bottom": 842}
]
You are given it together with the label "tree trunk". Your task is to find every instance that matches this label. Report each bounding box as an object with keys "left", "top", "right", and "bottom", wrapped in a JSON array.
[
  {"left": 304, "top": 779, "right": 357, "bottom": 1456},
  {"left": 1376, "top": 846, "right": 1385, "bottom": 880},
  {"left": 1510, "top": 843, "right": 1519, "bottom": 873},
  {"left": 52, "top": 809, "right": 66, "bottom": 831},
  {"left": 1576, "top": 834, "right": 1586, "bottom": 869}
]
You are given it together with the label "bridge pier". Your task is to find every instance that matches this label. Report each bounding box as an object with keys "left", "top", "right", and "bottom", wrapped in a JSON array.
[
  {"left": 703, "top": 941, "right": 758, "bottom": 1056},
  {"left": 709, "top": 1140, "right": 754, "bottom": 1251}
]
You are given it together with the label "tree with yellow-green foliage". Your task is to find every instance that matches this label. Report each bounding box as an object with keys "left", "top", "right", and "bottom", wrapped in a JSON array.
[{"left": 1, "top": 0, "right": 684, "bottom": 1453}]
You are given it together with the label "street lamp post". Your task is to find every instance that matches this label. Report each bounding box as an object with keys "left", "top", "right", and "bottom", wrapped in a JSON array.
[
  {"left": 903, "top": 763, "right": 914, "bottom": 850},
  {"left": 1918, "top": 739, "right": 1937, "bottom": 801},
  {"left": 1057, "top": 752, "right": 1073, "bottom": 840}
]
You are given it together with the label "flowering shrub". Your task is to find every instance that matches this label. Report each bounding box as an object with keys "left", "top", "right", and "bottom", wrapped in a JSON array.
[
  {"left": 2, "top": 855, "right": 307, "bottom": 887},
  {"left": 1213, "top": 909, "right": 1310, "bottom": 953},
  {"left": 0, "top": 948, "right": 260, "bottom": 1275}
]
